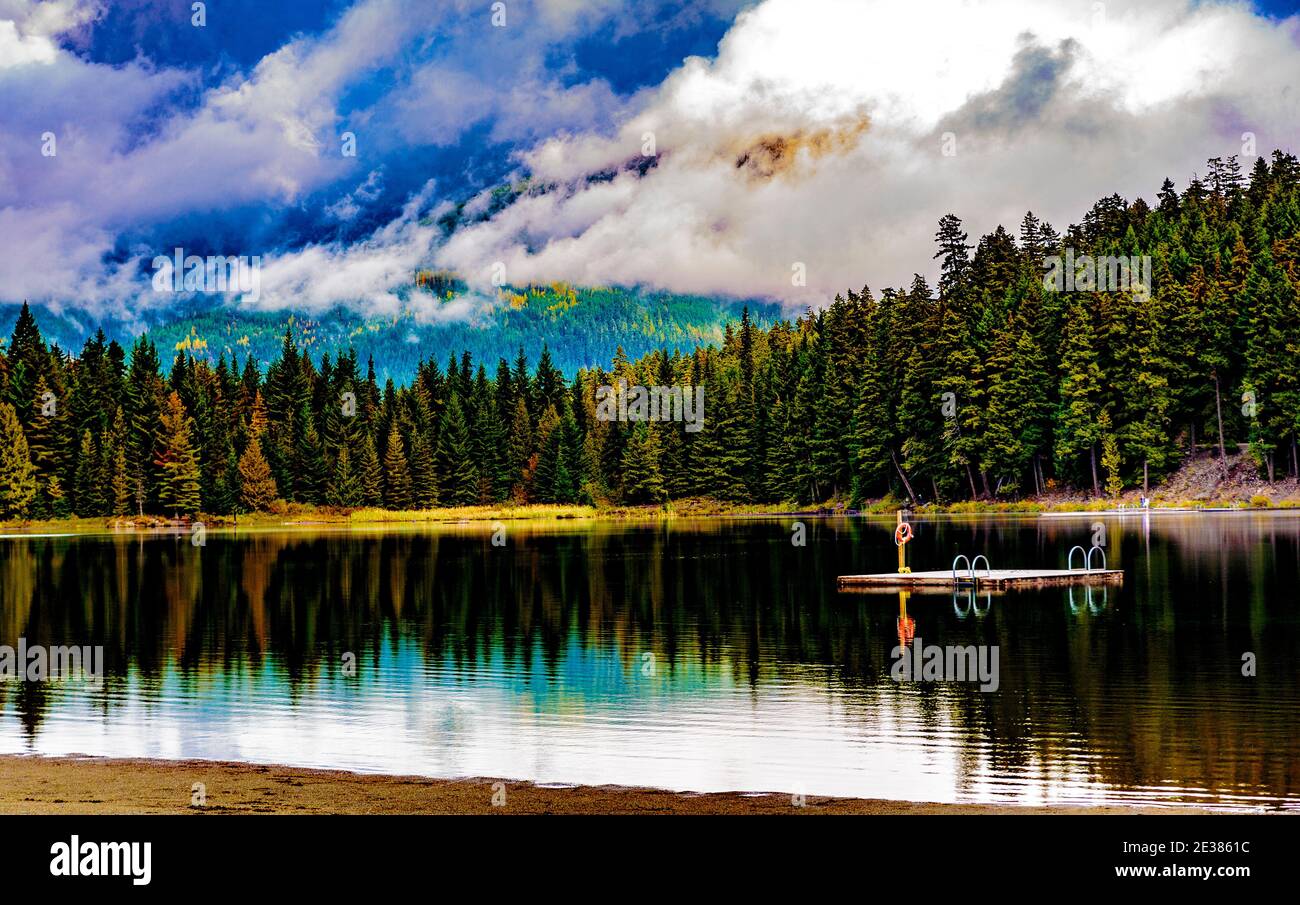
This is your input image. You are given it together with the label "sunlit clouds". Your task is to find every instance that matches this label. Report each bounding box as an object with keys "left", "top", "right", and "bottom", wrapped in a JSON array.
[{"left": 0, "top": 0, "right": 1296, "bottom": 314}]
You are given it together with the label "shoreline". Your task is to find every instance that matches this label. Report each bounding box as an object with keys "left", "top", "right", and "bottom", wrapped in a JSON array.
[
  {"left": 5, "top": 498, "right": 1300, "bottom": 536},
  {"left": 0, "top": 754, "right": 1235, "bottom": 815}
]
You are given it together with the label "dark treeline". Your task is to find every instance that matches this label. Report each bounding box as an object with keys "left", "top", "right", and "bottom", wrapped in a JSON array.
[{"left": 0, "top": 150, "right": 1298, "bottom": 518}]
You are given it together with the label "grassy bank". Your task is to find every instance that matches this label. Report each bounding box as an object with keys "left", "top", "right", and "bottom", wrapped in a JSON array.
[
  {"left": 6, "top": 451, "right": 1300, "bottom": 534},
  {"left": 0, "top": 504, "right": 599, "bottom": 534},
  {"left": 6, "top": 496, "right": 1300, "bottom": 535}
]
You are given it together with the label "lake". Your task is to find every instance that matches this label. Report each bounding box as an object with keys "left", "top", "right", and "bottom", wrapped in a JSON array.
[{"left": 1, "top": 514, "right": 1298, "bottom": 810}]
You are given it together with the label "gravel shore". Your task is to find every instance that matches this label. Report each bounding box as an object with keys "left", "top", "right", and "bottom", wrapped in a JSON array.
[{"left": 0, "top": 755, "right": 1219, "bottom": 815}]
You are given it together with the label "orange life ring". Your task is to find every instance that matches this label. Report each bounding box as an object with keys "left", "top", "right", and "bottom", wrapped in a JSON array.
[{"left": 894, "top": 522, "right": 913, "bottom": 546}]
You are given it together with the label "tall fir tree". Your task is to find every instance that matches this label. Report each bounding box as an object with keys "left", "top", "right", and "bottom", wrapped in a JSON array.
[
  {"left": 0, "top": 401, "right": 37, "bottom": 519},
  {"left": 238, "top": 436, "right": 278, "bottom": 512},
  {"left": 155, "top": 391, "right": 202, "bottom": 514}
]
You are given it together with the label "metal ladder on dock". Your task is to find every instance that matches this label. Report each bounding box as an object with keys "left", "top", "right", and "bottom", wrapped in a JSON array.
[
  {"left": 950, "top": 554, "right": 991, "bottom": 617},
  {"left": 951, "top": 553, "right": 991, "bottom": 588},
  {"left": 1067, "top": 545, "right": 1107, "bottom": 572}
]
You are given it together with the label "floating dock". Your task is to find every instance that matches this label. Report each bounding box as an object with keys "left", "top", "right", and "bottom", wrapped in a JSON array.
[{"left": 836, "top": 568, "right": 1124, "bottom": 591}]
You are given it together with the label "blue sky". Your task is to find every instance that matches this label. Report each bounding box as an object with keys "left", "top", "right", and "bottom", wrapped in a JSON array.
[
  {"left": 1, "top": 0, "right": 1297, "bottom": 317},
  {"left": 71, "top": 0, "right": 737, "bottom": 240}
]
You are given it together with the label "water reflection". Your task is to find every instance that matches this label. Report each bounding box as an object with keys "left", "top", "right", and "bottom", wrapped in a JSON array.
[{"left": 1, "top": 515, "right": 1298, "bottom": 809}]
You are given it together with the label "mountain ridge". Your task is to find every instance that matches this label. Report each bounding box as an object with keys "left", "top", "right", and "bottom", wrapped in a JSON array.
[{"left": 0, "top": 285, "right": 782, "bottom": 381}]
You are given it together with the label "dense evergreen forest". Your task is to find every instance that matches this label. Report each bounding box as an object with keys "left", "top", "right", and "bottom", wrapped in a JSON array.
[
  {"left": 0, "top": 150, "right": 1298, "bottom": 519},
  {"left": 0, "top": 286, "right": 779, "bottom": 383}
]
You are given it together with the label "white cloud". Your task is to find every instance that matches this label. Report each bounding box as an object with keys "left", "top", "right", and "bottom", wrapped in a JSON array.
[
  {"left": 252, "top": 180, "right": 474, "bottom": 317},
  {"left": 0, "top": 0, "right": 428, "bottom": 310},
  {"left": 435, "top": 0, "right": 1300, "bottom": 307},
  {"left": 0, "top": 19, "right": 56, "bottom": 66},
  {"left": 327, "top": 168, "right": 386, "bottom": 221},
  {"left": 0, "top": 204, "right": 138, "bottom": 305},
  {"left": 0, "top": 0, "right": 709, "bottom": 312},
  {"left": 4, "top": 0, "right": 1297, "bottom": 318},
  {"left": 0, "top": 0, "right": 101, "bottom": 38},
  {"left": 0, "top": 0, "right": 100, "bottom": 67}
]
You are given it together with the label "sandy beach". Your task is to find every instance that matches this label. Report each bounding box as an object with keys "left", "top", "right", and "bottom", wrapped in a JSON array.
[{"left": 0, "top": 755, "right": 1231, "bottom": 815}]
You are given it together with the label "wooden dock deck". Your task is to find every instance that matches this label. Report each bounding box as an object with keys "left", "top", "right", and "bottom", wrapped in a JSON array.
[{"left": 836, "top": 568, "right": 1124, "bottom": 591}]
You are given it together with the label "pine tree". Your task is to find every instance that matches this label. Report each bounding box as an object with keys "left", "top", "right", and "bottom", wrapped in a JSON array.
[
  {"left": 898, "top": 347, "right": 945, "bottom": 502},
  {"left": 327, "top": 444, "right": 361, "bottom": 508},
  {"left": 155, "top": 391, "right": 202, "bottom": 514},
  {"left": 553, "top": 408, "right": 584, "bottom": 504},
  {"left": 238, "top": 436, "right": 278, "bottom": 512},
  {"left": 110, "top": 442, "right": 132, "bottom": 516},
  {"left": 1055, "top": 295, "right": 1105, "bottom": 495},
  {"left": 1241, "top": 251, "right": 1293, "bottom": 480},
  {"left": 931, "top": 217, "right": 989, "bottom": 498},
  {"left": 504, "top": 396, "right": 532, "bottom": 498},
  {"left": 25, "top": 374, "right": 61, "bottom": 517},
  {"left": 469, "top": 368, "right": 505, "bottom": 502},
  {"left": 437, "top": 394, "right": 479, "bottom": 506},
  {"left": 987, "top": 312, "right": 1051, "bottom": 495},
  {"left": 293, "top": 405, "right": 327, "bottom": 504},
  {"left": 532, "top": 404, "right": 562, "bottom": 502},
  {"left": 408, "top": 430, "right": 439, "bottom": 509},
  {"left": 1113, "top": 283, "right": 1177, "bottom": 490},
  {"left": 1100, "top": 411, "right": 1123, "bottom": 497},
  {"left": 0, "top": 402, "right": 37, "bottom": 519},
  {"left": 980, "top": 319, "right": 1029, "bottom": 495},
  {"left": 357, "top": 434, "right": 384, "bottom": 507},
  {"left": 45, "top": 474, "right": 70, "bottom": 518},
  {"left": 5, "top": 302, "right": 47, "bottom": 430},
  {"left": 534, "top": 344, "right": 566, "bottom": 414},
  {"left": 810, "top": 351, "right": 849, "bottom": 498},
  {"left": 620, "top": 422, "right": 666, "bottom": 504},
  {"left": 381, "top": 425, "right": 412, "bottom": 510},
  {"left": 210, "top": 446, "right": 240, "bottom": 516},
  {"left": 74, "top": 430, "right": 104, "bottom": 516},
  {"left": 848, "top": 311, "right": 894, "bottom": 503},
  {"left": 125, "top": 337, "right": 165, "bottom": 510},
  {"left": 934, "top": 214, "right": 973, "bottom": 295}
]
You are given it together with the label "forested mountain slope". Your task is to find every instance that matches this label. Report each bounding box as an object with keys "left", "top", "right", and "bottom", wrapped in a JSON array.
[{"left": 0, "top": 151, "right": 1297, "bottom": 518}]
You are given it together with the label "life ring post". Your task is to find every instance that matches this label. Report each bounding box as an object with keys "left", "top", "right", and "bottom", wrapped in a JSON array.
[{"left": 895, "top": 510, "right": 913, "bottom": 573}]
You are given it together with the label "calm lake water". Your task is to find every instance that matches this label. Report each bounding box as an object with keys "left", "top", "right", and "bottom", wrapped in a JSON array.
[{"left": 2, "top": 514, "right": 1298, "bottom": 810}]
